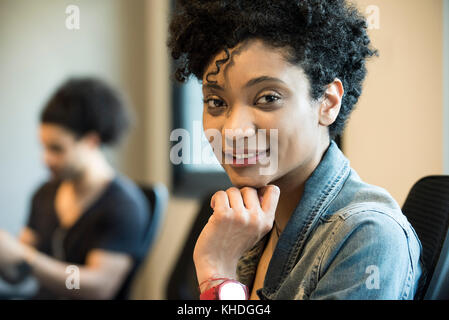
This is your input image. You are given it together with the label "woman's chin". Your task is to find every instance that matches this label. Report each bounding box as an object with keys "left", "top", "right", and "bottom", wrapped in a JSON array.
[{"left": 227, "top": 172, "right": 272, "bottom": 189}]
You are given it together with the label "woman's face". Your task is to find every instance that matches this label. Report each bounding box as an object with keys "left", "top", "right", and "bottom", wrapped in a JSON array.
[{"left": 202, "top": 39, "right": 334, "bottom": 188}]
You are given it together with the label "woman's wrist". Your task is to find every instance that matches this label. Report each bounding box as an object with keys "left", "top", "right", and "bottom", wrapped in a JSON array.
[
  {"left": 199, "top": 276, "right": 230, "bottom": 293},
  {"left": 195, "top": 265, "right": 238, "bottom": 293}
]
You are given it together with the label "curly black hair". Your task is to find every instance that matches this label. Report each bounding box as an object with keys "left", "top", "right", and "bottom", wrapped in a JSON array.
[
  {"left": 168, "top": 0, "right": 378, "bottom": 139},
  {"left": 41, "top": 77, "right": 130, "bottom": 145}
]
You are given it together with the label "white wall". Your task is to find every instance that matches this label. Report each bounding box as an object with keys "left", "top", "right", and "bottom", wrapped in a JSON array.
[{"left": 0, "top": 0, "right": 146, "bottom": 234}]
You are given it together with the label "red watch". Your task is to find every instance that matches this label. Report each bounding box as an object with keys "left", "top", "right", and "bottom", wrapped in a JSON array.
[{"left": 200, "top": 279, "right": 249, "bottom": 300}]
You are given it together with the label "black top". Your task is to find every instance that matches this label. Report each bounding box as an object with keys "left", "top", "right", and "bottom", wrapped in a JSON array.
[{"left": 26, "top": 175, "right": 150, "bottom": 299}]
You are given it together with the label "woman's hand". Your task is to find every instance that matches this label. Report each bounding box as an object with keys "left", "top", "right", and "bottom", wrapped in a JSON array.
[{"left": 193, "top": 185, "right": 280, "bottom": 291}]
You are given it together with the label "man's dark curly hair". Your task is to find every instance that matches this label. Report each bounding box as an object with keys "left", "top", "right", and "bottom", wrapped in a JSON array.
[
  {"left": 41, "top": 77, "right": 130, "bottom": 145},
  {"left": 168, "top": 0, "right": 378, "bottom": 139}
]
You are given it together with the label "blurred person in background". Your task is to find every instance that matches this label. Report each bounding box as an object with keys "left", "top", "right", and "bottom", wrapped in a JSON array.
[{"left": 0, "top": 78, "right": 149, "bottom": 299}]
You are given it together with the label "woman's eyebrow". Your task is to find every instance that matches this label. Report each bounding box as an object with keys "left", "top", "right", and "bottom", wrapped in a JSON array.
[
  {"left": 244, "top": 76, "right": 286, "bottom": 88},
  {"left": 203, "top": 83, "right": 224, "bottom": 91},
  {"left": 203, "top": 76, "right": 286, "bottom": 92}
]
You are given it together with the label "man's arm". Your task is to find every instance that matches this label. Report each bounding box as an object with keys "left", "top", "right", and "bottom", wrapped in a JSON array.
[
  {"left": 23, "top": 246, "right": 133, "bottom": 300},
  {"left": 0, "top": 227, "right": 38, "bottom": 284},
  {"left": 19, "top": 227, "right": 38, "bottom": 247},
  {"left": 1, "top": 229, "right": 133, "bottom": 299}
]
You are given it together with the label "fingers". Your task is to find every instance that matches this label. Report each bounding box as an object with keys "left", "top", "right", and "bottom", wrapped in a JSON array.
[
  {"left": 212, "top": 185, "right": 280, "bottom": 213},
  {"left": 258, "top": 185, "right": 281, "bottom": 215},
  {"left": 240, "top": 187, "right": 260, "bottom": 210},
  {"left": 211, "top": 187, "right": 261, "bottom": 211},
  {"left": 226, "top": 187, "right": 245, "bottom": 210},
  {"left": 211, "top": 187, "right": 248, "bottom": 211},
  {"left": 211, "top": 190, "right": 230, "bottom": 210}
]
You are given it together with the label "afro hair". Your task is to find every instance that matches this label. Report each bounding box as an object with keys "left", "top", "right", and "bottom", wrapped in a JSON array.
[{"left": 168, "top": 0, "right": 378, "bottom": 139}]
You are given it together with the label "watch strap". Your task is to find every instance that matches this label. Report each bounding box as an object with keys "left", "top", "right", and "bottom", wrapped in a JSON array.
[{"left": 199, "top": 279, "right": 249, "bottom": 300}]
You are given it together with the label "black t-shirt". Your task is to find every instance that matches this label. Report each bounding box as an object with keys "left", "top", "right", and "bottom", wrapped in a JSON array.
[{"left": 26, "top": 175, "right": 150, "bottom": 298}]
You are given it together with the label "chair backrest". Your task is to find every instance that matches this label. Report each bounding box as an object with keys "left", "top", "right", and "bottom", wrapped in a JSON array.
[
  {"left": 116, "top": 183, "right": 168, "bottom": 299},
  {"left": 401, "top": 175, "right": 449, "bottom": 300},
  {"left": 166, "top": 191, "right": 214, "bottom": 300},
  {"left": 139, "top": 183, "right": 169, "bottom": 256}
]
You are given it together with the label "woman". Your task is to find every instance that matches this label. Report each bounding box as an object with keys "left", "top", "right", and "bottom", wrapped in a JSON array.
[{"left": 168, "top": 0, "right": 423, "bottom": 300}]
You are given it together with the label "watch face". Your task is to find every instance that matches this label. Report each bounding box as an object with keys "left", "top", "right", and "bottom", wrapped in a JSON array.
[{"left": 218, "top": 281, "right": 247, "bottom": 300}]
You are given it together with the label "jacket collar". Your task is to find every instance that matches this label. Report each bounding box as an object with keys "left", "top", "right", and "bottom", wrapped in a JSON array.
[{"left": 237, "top": 140, "right": 351, "bottom": 299}]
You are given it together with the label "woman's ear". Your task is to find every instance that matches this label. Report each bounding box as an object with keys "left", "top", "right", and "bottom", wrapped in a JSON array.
[{"left": 318, "top": 78, "right": 344, "bottom": 127}]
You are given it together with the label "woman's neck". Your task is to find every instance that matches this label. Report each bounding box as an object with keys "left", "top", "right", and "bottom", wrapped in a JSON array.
[{"left": 271, "top": 139, "right": 330, "bottom": 233}]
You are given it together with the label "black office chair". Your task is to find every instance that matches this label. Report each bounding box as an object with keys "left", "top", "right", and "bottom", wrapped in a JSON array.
[
  {"left": 166, "top": 191, "right": 215, "bottom": 300},
  {"left": 116, "top": 183, "right": 169, "bottom": 299},
  {"left": 402, "top": 175, "right": 449, "bottom": 300}
]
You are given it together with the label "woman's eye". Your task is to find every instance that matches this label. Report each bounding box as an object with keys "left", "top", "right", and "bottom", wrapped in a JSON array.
[
  {"left": 204, "top": 98, "right": 226, "bottom": 108},
  {"left": 255, "top": 93, "right": 281, "bottom": 105}
]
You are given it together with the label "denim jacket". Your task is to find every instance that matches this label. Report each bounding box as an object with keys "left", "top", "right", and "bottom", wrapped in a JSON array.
[{"left": 237, "top": 140, "right": 423, "bottom": 300}]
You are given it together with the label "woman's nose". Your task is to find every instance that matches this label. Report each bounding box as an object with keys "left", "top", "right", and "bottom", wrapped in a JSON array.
[{"left": 222, "top": 104, "right": 256, "bottom": 150}]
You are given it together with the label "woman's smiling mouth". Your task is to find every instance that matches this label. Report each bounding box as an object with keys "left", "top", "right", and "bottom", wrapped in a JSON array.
[{"left": 223, "top": 149, "right": 270, "bottom": 167}]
